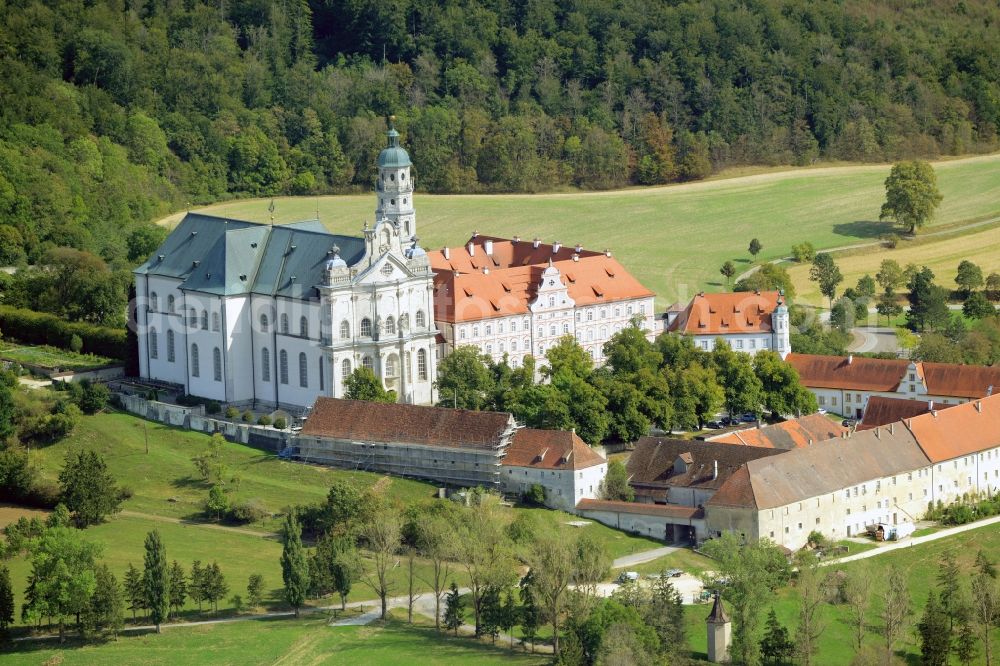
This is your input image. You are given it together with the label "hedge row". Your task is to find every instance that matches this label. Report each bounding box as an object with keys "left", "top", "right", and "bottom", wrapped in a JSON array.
[{"left": 0, "top": 305, "right": 127, "bottom": 361}]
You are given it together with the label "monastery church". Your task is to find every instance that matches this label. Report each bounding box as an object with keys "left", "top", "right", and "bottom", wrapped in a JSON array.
[{"left": 134, "top": 120, "right": 438, "bottom": 410}]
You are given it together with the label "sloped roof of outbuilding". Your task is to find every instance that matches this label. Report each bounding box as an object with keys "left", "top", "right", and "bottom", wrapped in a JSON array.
[
  {"left": 707, "top": 414, "right": 846, "bottom": 449},
  {"left": 666, "top": 291, "right": 781, "bottom": 335},
  {"left": 502, "top": 429, "right": 606, "bottom": 470},
  {"left": 627, "top": 437, "right": 784, "bottom": 491},
  {"left": 301, "top": 397, "right": 515, "bottom": 451},
  {"left": 858, "top": 396, "right": 954, "bottom": 431},
  {"left": 710, "top": 426, "right": 930, "bottom": 510}
]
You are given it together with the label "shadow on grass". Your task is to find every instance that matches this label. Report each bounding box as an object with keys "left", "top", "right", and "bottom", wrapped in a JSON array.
[
  {"left": 832, "top": 219, "right": 894, "bottom": 239},
  {"left": 169, "top": 475, "right": 211, "bottom": 491}
]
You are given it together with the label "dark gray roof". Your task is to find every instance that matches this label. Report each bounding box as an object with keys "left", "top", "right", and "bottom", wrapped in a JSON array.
[
  {"left": 136, "top": 213, "right": 366, "bottom": 299},
  {"left": 741, "top": 426, "right": 930, "bottom": 510}
]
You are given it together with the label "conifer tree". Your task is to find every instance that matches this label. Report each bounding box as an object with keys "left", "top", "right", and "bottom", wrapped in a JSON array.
[
  {"left": 143, "top": 530, "right": 169, "bottom": 632},
  {"left": 168, "top": 561, "right": 187, "bottom": 617},
  {"left": 189, "top": 561, "right": 205, "bottom": 611},
  {"left": 0, "top": 565, "right": 14, "bottom": 633},
  {"left": 444, "top": 582, "right": 464, "bottom": 635},
  {"left": 123, "top": 562, "right": 145, "bottom": 622},
  {"left": 280, "top": 513, "right": 309, "bottom": 616}
]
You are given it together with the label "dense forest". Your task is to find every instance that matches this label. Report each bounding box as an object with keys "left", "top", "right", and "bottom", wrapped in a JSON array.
[{"left": 1, "top": 0, "right": 999, "bottom": 267}]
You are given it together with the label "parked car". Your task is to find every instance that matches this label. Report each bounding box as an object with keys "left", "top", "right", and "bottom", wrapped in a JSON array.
[
  {"left": 842, "top": 418, "right": 857, "bottom": 427},
  {"left": 741, "top": 413, "right": 756, "bottom": 422},
  {"left": 724, "top": 416, "right": 741, "bottom": 427},
  {"left": 665, "top": 568, "right": 683, "bottom": 578},
  {"left": 616, "top": 571, "right": 640, "bottom": 584},
  {"left": 817, "top": 408, "right": 828, "bottom": 415},
  {"left": 706, "top": 420, "right": 723, "bottom": 429}
]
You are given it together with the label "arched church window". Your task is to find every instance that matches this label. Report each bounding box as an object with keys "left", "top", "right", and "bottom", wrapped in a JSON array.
[
  {"left": 416, "top": 310, "right": 426, "bottom": 328},
  {"left": 360, "top": 318, "right": 372, "bottom": 337},
  {"left": 386, "top": 355, "right": 396, "bottom": 377},
  {"left": 201, "top": 310, "right": 208, "bottom": 330},
  {"left": 279, "top": 350, "right": 288, "bottom": 384},
  {"left": 190, "top": 344, "right": 200, "bottom": 377},
  {"left": 213, "top": 348, "right": 222, "bottom": 381},
  {"left": 362, "top": 355, "right": 373, "bottom": 370},
  {"left": 149, "top": 328, "right": 158, "bottom": 359},
  {"left": 260, "top": 314, "right": 269, "bottom": 333},
  {"left": 167, "top": 330, "right": 175, "bottom": 362},
  {"left": 340, "top": 320, "right": 350, "bottom": 339},
  {"left": 417, "top": 349, "right": 427, "bottom": 380},
  {"left": 341, "top": 359, "right": 351, "bottom": 386},
  {"left": 150, "top": 293, "right": 158, "bottom": 312},
  {"left": 261, "top": 348, "right": 270, "bottom": 382},
  {"left": 385, "top": 316, "right": 396, "bottom": 335},
  {"left": 212, "top": 312, "right": 220, "bottom": 332},
  {"left": 167, "top": 295, "right": 175, "bottom": 314},
  {"left": 188, "top": 308, "right": 197, "bottom": 327},
  {"left": 299, "top": 352, "right": 308, "bottom": 388},
  {"left": 280, "top": 314, "right": 289, "bottom": 334},
  {"left": 300, "top": 316, "right": 309, "bottom": 338}
]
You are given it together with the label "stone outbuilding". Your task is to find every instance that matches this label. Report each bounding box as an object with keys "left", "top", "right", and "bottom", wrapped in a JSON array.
[{"left": 500, "top": 428, "right": 607, "bottom": 511}]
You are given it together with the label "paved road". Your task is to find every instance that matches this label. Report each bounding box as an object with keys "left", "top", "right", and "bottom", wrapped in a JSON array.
[
  {"left": 848, "top": 326, "right": 900, "bottom": 354},
  {"left": 822, "top": 514, "right": 1000, "bottom": 567}
]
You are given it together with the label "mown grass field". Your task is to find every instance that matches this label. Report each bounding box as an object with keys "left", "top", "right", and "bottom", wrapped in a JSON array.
[
  {"left": 159, "top": 155, "right": 1000, "bottom": 304},
  {"left": 0, "top": 613, "right": 548, "bottom": 666},
  {"left": 788, "top": 218, "right": 1000, "bottom": 307},
  {"left": 5, "top": 410, "right": 668, "bottom": 623},
  {"left": 685, "top": 521, "right": 1000, "bottom": 664}
]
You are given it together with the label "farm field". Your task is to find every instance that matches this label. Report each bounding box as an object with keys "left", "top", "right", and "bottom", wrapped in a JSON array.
[
  {"left": 0, "top": 613, "right": 547, "bottom": 666},
  {"left": 158, "top": 154, "right": 1000, "bottom": 304},
  {"left": 788, "top": 219, "right": 1000, "bottom": 306},
  {"left": 685, "top": 520, "right": 1000, "bottom": 664}
]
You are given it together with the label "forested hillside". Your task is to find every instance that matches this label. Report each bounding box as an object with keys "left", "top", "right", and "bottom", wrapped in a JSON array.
[{"left": 1, "top": 0, "right": 999, "bottom": 267}]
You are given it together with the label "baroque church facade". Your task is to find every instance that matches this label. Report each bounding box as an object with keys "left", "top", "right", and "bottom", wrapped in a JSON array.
[{"left": 134, "top": 121, "right": 438, "bottom": 410}]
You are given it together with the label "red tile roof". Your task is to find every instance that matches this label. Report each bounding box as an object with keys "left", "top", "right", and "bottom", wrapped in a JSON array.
[
  {"left": 787, "top": 353, "right": 1000, "bottom": 398},
  {"left": 707, "top": 414, "right": 847, "bottom": 449},
  {"left": 666, "top": 291, "right": 781, "bottom": 335},
  {"left": 502, "top": 428, "right": 606, "bottom": 470},
  {"left": 858, "top": 396, "right": 955, "bottom": 431},
  {"left": 627, "top": 437, "right": 784, "bottom": 492},
  {"left": 301, "top": 397, "right": 515, "bottom": 450},
  {"left": 428, "top": 236, "right": 653, "bottom": 323},
  {"left": 905, "top": 395, "right": 1000, "bottom": 463},
  {"left": 785, "top": 353, "right": 907, "bottom": 391},
  {"left": 575, "top": 498, "right": 704, "bottom": 520},
  {"left": 704, "top": 465, "right": 757, "bottom": 509}
]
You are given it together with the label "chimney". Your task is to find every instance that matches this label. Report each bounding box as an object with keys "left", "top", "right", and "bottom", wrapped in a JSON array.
[
  {"left": 889, "top": 422, "right": 895, "bottom": 435},
  {"left": 483, "top": 267, "right": 489, "bottom": 275},
  {"left": 848, "top": 354, "right": 853, "bottom": 365},
  {"left": 604, "top": 248, "right": 612, "bottom": 257},
  {"left": 552, "top": 241, "right": 562, "bottom": 253},
  {"left": 443, "top": 247, "right": 450, "bottom": 260},
  {"left": 927, "top": 400, "right": 934, "bottom": 411},
  {"left": 467, "top": 241, "right": 475, "bottom": 257},
  {"left": 472, "top": 230, "right": 479, "bottom": 238},
  {"left": 976, "top": 400, "right": 983, "bottom": 413},
  {"left": 712, "top": 460, "right": 718, "bottom": 480},
  {"left": 513, "top": 235, "right": 521, "bottom": 243},
  {"left": 484, "top": 239, "right": 494, "bottom": 255},
  {"left": 575, "top": 243, "right": 583, "bottom": 253},
  {"left": 533, "top": 237, "right": 541, "bottom": 249},
  {"left": 573, "top": 254, "right": 579, "bottom": 262},
  {"left": 988, "top": 385, "right": 994, "bottom": 397}
]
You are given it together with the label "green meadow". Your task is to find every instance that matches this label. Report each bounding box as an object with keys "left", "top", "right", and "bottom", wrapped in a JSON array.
[{"left": 160, "top": 155, "right": 1000, "bottom": 305}]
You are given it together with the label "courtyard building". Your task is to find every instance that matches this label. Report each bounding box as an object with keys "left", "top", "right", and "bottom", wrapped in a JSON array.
[
  {"left": 786, "top": 353, "right": 1000, "bottom": 419},
  {"left": 296, "top": 397, "right": 517, "bottom": 488},
  {"left": 663, "top": 290, "right": 791, "bottom": 359},
  {"left": 500, "top": 428, "right": 607, "bottom": 511},
  {"left": 427, "top": 236, "right": 655, "bottom": 368}
]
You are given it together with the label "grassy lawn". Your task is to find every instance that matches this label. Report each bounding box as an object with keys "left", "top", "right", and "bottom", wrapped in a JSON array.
[
  {"left": 514, "top": 507, "right": 664, "bottom": 560},
  {"left": 684, "top": 521, "right": 1000, "bottom": 664},
  {"left": 788, "top": 216, "right": 1000, "bottom": 307},
  {"left": 0, "top": 614, "right": 547, "bottom": 665},
  {"left": 158, "top": 155, "right": 1000, "bottom": 305},
  {"left": 30, "top": 411, "right": 438, "bottom": 531},
  {"left": 0, "top": 342, "right": 116, "bottom": 371}
]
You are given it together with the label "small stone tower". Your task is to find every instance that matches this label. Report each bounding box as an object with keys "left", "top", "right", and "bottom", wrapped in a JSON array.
[
  {"left": 772, "top": 289, "right": 791, "bottom": 360},
  {"left": 375, "top": 116, "right": 416, "bottom": 239},
  {"left": 706, "top": 591, "right": 732, "bottom": 663}
]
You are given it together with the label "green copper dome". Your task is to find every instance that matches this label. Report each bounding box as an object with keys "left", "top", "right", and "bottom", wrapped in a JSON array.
[{"left": 377, "top": 120, "right": 412, "bottom": 168}]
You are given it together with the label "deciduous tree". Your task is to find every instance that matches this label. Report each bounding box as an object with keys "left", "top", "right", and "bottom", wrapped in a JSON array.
[
  {"left": 360, "top": 500, "right": 403, "bottom": 620},
  {"left": 880, "top": 160, "right": 943, "bottom": 234},
  {"left": 809, "top": 253, "right": 843, "bottom": 308}
]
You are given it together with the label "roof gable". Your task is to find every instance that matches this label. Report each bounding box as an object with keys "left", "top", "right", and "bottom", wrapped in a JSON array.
[
  {"left": 667, "top": 291, "right": 781, "bottom": 336},
  {"left": 503, "top": 429, "right": 606, "bottom": 470}
]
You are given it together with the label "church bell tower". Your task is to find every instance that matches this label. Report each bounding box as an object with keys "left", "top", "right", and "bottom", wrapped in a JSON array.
[{"left": 375, "top": 116, "right": 416, "bottom": 239}]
